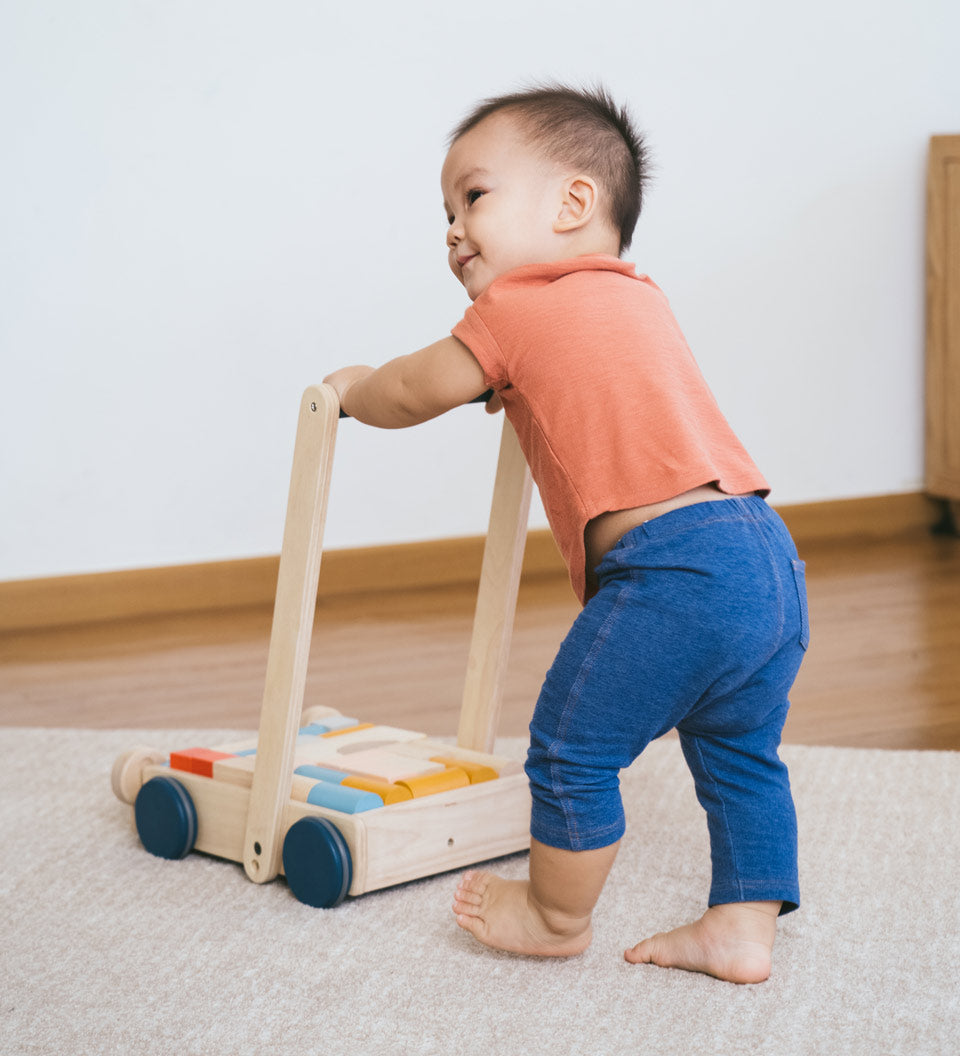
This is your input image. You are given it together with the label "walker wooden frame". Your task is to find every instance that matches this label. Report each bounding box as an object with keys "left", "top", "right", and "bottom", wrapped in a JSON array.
[{"left": 111, "top": 384, "right": 533, "bottom": 907}]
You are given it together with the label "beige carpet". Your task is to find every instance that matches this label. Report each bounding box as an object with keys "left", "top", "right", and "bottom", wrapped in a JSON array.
[{"left": 2, "top": 727, "right": 958, "bottom": 1055}]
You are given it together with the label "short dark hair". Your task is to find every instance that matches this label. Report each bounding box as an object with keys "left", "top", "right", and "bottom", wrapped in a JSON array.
[{"left": 448, "top": 83, "right": 649, "bottom": 254}]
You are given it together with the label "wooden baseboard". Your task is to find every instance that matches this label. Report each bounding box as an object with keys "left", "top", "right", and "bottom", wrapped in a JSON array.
[
  {"left": 774, "top": 491, "right": 938, "bottom": 545},
  {"left": 0, "top": 492, "right": 938, "bottom": 634}
]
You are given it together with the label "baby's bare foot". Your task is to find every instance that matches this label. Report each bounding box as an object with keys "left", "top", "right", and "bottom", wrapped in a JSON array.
[
  {"left": 452, "top": 870, "right": 592, "bottom": 957},
  {"left": 624, "top": 901, "right": 780, "bottom": 984}
]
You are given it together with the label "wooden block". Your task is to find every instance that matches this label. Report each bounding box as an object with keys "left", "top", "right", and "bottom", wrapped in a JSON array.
[
  {"left": 429, "top": 756, "right": 498, "bottom": 784},
  {"left": 210, "top": 737, "right": 259, "bottom": 754},
  {"left": 212, "top": 754, "right": 257, "bottom": 787},
  {"left": 321, "top": 721, "right": 374, "bottom": 737},
  {"left": 293, "top": 728, "right": 426, "bottom": 769},
  {"left": 289, "top": 774, "right": 321, "bottom": 803},
  {"left": 296, "top": 732, "right": 329, "bottom": 749},
  {"left": 396, "top": 767, "right": 471, "bottom": 798},
  {"left": 342, "top": 775, "right": 413, "bottom": 805},
  {"left": 170, "top": 747, "right": 203, "bottom": 775},
  {"left": 306, "top": 781, "right": 384, "bottom": 814},
  {"left": 315, "top": 725, "right": 428, "bottom": 751},
  {"left": 324, "top": 748, "right": 445, "bottom": 784},
  {"left": 170, "top": 747, "right": 235, "bottom": 778},
  {"left": 294, "top": 764, "right": 351, "bottom": 784},
  {"left": 390, "top": 739, "right": 522, "bottom": 777},
  {"left": 301, "top": 704, "right": 344, "bottom": 726}
]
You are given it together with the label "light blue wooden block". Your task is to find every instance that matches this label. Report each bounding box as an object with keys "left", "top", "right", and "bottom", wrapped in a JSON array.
[
  {"left": 295, "top": 764, "right": 351, "bottom": 784},
  {"left": 305, "top": 781, "right": 383, "bottom": 814},
  {"left": 319, "top": 715, "right": 361, "bottom": 731},
  {"left": 299, "top": 723, "right": 330, "bottom": 736},
  {"left": 236, "top": 748, "right": 257, "bottom": 757}
]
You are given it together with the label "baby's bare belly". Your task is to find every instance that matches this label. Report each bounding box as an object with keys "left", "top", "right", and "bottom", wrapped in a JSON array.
[{"left": 584, "top": 485, "right": 745, "bottom": 572}]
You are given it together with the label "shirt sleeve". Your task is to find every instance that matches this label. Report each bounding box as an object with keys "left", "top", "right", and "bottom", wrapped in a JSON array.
[{"left": 451, "top": 304, "right": 509, "bottom": 390}]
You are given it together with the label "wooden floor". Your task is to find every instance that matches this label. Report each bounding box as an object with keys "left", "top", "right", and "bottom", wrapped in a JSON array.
[{"left": 2, "top": 530, "right": 959, "bottom": 750}]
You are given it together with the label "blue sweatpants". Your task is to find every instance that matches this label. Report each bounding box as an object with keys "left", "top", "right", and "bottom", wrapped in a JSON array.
[{"left": 525, "top": 496, "right": 807, "bottom": 913}]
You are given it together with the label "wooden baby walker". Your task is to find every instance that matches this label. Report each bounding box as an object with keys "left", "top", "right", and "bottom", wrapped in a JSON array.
[{"left": 111, "top": 384, "right": 534, "bottom": 908}]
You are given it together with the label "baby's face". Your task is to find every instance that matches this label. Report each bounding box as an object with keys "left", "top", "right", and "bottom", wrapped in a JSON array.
[{"left": 441, "top": 114, "right": 569, "bottom": 300}]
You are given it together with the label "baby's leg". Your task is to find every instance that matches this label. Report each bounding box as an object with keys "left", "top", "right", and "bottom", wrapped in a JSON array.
[
  {"left": 625, "top": 701, "right": 799, "bottom": 983},
  {"left": 453, "top": 837, "right": 620, "bottom": 956}
]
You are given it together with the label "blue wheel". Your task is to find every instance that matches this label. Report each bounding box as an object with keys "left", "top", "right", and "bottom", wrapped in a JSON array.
[
  {"left": 282, "top": 817, "right": 352, "bottom": 908},
  {"left": 134, "top": 775, "right": 198, "bottom": 860}
]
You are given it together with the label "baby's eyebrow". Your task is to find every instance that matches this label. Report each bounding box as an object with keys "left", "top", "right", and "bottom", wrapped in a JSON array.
[{"left": 455, "top": 166, "right": 490, "bottom": 190}]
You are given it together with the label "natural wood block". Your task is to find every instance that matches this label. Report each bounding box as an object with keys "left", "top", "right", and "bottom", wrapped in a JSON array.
[
  {"left": 288, "top": 774, "right": 320, "bottom": 803},
  {"left": 315, "top": 747, "right": 444, "bottom": 783},
  {"left": 311, "top": 725, "right": 428, "bottom": 752},
  {"left": 390, "top": 738, "right": 522, "bottom": 777},
  {"left": 321, "top": 722, "right": 374, "bottom": 737},
  {"left": 210, "top": 737, "right": 259, "bottom": 755},
  {"left": 212, "top": 754, "right": 257, "bottom": 786}
]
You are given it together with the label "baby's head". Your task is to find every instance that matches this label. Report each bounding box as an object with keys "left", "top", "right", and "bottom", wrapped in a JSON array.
[{"left": 441, "top": 84, "right": 649, "bottom": 300}]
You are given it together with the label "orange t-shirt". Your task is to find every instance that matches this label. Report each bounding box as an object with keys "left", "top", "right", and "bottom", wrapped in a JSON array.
[{"left": 452, "top": 254, "right": 769, "bottom": 604}]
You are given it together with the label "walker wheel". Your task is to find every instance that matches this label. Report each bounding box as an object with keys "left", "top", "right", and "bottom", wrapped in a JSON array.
[
  {"left": 282, "top": 817, "right": 352, "bottom": 908},
  {"left": 134, "top": 776, "right": 198, "bottom": 860}
]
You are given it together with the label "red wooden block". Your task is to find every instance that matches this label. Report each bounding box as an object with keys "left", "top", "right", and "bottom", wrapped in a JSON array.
[{"left": 170, "top": 747, "right": 235, "bottom": 778}]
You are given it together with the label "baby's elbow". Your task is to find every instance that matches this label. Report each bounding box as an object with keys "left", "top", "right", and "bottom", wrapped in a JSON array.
[{"left": 391, "top": 377, "right": 436, "bottom": 428}]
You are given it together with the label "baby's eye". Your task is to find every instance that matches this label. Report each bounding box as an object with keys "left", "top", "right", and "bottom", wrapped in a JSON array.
[{"left": 466, "top": 189, "right": 485, "bottom": 206}]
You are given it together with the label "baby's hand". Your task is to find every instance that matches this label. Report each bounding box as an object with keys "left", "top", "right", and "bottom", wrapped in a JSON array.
[
  {"left": 323, "top": 365, "right": 374, "bottom": 407},
  {"left": 485, "top": 391, "right": 504, "bottom": 414}
]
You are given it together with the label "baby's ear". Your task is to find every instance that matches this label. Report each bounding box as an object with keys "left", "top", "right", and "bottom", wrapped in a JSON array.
[{"left": 554, "top": 176, "right": 598, "bottom": 232}]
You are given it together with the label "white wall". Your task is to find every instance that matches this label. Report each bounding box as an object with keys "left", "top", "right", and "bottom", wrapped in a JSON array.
[{"left": 2, "top": 0, "right": 957, "bottom": 581}]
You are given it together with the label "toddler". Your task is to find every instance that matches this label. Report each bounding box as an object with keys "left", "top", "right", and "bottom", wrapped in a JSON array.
[{"left": 324, "top": 84, "right": 808, "bottom": 984}]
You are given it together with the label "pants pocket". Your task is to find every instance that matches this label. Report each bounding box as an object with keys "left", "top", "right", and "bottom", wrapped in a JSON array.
[{"left": 791, "top": 559, "right": 810, "bottom": 650}]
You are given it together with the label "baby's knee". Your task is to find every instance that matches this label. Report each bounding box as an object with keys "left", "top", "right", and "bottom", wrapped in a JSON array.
[{"left": 525, "top": 751, "right": 625, "bottom": 851}]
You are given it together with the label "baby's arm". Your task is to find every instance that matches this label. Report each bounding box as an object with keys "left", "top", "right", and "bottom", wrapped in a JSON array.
[{"left": 323, "top": 336, "right": 496, "bottom": 428}]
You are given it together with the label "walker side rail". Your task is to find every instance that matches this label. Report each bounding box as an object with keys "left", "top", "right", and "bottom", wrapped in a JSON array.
[{"left": 243, "top": 385, "right": 340, "bottom": 883}]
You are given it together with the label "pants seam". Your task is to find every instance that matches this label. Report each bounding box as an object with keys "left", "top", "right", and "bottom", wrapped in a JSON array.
[
  {"left": 547, "top": 586, "right": 629, "bottom": 847},
  {"left": 686, "top": 735, "right": 743, "bottom": 903}
]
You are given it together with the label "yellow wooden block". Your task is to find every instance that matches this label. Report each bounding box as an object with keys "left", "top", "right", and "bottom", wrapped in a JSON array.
[
  {"left": 342, "top": 775, "right": 413, "bottom": 805},
  {"left": 322, "top": 722, "right": 375, "bottom": 738},
  {"left": 429, "top": 756, "right": 498, "bottom": 784},
  {"left": 396, "top": 767, "right": 471, "bottom": 798}
]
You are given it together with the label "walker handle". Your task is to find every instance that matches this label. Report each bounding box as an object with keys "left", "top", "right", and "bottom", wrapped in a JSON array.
[{"left": 338, "top": 389, "right": 494, "bottom": 419}]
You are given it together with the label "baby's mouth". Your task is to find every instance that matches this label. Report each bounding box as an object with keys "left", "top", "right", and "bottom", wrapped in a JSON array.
[{"left": 457, "top": 254, "right": 477, "bottom": 270}]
